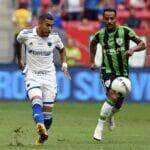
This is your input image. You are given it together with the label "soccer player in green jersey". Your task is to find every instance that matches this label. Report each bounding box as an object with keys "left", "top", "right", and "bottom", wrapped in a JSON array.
[{"left": 90, "top": 8, "right": 146, "bottom": 141}]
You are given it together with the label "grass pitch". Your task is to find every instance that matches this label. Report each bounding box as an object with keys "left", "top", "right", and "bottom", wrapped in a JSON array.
[{"left": 0, "top": 101, "right": 150, "bottom": 150}]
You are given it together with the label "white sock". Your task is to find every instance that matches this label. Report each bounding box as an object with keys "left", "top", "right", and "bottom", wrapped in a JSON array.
[
  {"left": 100, "top": 101, "right": 114, "bottom": 119},
  {"left": 97, "top": 119, "right": 105, "bottom": 131},
  {"left": 97, "top": 101, "right": 113, "bottom": 127},
  {"left": 94, "top": 101, "right": 114, "bottom": 132},
  {"left": 94, "top": 101, "right": 114, "bottom": 140}
]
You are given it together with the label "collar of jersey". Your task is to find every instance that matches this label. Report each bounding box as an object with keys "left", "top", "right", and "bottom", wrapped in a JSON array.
[
  {"left": 105, "top": 25, "right": 118, "bottom": 36},
  {"left": 33, "top": 27, "right": 38, "bottom": 36}
]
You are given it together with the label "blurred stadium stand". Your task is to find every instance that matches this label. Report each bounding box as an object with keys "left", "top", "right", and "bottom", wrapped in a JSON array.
[{"left": 0, "top": 0, "right": 14, "bottom": 63}]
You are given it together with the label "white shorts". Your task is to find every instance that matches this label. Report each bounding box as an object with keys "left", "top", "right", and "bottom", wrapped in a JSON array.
[{"left": 25, "top": 70, "right": 57, "bottom": 104}]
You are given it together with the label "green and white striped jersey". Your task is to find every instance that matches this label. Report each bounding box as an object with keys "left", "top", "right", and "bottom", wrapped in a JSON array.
[{"left": 92, "top": 25, "right": 137, "bottom": 77}]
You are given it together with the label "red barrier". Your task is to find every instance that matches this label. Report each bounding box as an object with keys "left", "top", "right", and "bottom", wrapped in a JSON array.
[{"left": 65, "top": 24, "right": 150, "bottom": 67}]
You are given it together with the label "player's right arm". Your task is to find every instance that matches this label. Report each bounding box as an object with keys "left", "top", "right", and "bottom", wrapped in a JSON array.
[
  {"left": 17, "top": 29, "right": 28, "bottom": 70},
  {"left": 90, "top": 32, "right": 100, "bottom": 70}
]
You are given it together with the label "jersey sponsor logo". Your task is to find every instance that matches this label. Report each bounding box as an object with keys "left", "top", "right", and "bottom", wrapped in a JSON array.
[
  {"left": 116, "top": 38, "right": 123, "bottom": 46},
  {"left": 28, "top": 50, "right": 51, "bottom": 56},
  {"left": 104, "top": 49, "right": 117, "bottom": 54}
]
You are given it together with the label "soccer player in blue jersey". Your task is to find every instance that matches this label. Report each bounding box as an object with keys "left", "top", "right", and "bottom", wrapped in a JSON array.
[{"left": 17, "top": 13, "right": 71, "bottom": 144}]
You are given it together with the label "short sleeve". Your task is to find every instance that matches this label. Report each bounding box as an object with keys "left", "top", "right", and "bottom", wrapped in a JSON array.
[
  {"left": 17, "top": 29, "right": 28, "bottom": 44},
  {"left": 55, "top": 35, "right": 64, "bottom": 50},
  {"left": 91, "top": 31, "right": 100, "bottom": 46},
  {"left": 125, "top": 26, "right": 138, "bottom": 40}
]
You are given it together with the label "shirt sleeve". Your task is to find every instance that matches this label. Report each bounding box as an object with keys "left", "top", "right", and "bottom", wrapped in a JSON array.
[
  {"left": 17, "top": 29, "right": 28, "bottom": 44},
  {"left": 55, "top": 35, "right": 64, "bottom": 50},
  {"left": 126, "top": 26, "right": 138, "bottom": 40},
  {"left": 91, "top": 32, "right": 100, "bottom": 46}
]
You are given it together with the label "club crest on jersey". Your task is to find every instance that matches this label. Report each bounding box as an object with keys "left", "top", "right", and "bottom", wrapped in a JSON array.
[
  {"left": 116, "top": 38, "right": 123, "bottom": 46},
  {"left": 47, "top": 42, "right": 52, "bottom": 46}
]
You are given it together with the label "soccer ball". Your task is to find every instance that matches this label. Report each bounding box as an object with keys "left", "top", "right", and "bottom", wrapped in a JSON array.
[{"left": 111, "top": 77, "right": 131, "bottom": 97}]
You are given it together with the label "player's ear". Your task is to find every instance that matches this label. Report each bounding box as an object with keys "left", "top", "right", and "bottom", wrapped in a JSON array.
[
  {"left": 102, "top": 14, "right": 106, "bottom": 22},
  {"left": 38, "top": 19, "right": 43, "bottom": 25}
]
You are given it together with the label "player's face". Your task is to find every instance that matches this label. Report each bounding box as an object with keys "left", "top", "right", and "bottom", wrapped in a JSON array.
[
  {"left": 103, "top": 11, "right": 116, "bottom": 31},
  {"left": 38, "top": 19, "right": 54, "bottom": 37}
]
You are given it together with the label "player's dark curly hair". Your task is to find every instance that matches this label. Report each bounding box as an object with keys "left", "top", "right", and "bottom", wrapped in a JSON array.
[
  {"left": 103, "top": 8, "right": 117, "bottom": 16},
  {"left": 39, "top": 13, "right": 54, "bottom": 20}
]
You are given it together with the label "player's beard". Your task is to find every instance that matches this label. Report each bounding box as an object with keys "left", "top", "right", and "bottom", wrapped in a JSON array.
[
  {"left": 106, "top": 23, "right": 116, "bottom": 32},
  {"left": 43, "top": 32, "right": 50, "bottom": 37},
  {"left": 41, "top": 31, "right": 50, "bottom": 37},
  {"left": 37, "top": 27, "right": 50, "bottom": 37}
]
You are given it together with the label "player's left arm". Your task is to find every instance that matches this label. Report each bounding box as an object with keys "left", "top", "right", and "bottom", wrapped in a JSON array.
[
  {"left": 126, "top": 28, "right": 146, "bottom": 57},
  {"left": 56, "top": 35, "right": 71, "bottom": 80},
  {"left": 59, "top": 48, "right": 71, "bottom": 80},
  {"left": 59, "top": 47, "right": 67, "bottom": 66}
]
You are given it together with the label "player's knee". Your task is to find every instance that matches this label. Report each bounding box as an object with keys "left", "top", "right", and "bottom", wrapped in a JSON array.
[
  {"left": 45, "top": 86, "right": 57, "bottom": 100},
  {"left": 46, "top": 92, "right": 57, "bottom": 102},
  {"left": 32, "top": 98, "right": 43, "bottom": 107},
  {"left": 28, "top": 88, "right": 42, "bottom": 101}
]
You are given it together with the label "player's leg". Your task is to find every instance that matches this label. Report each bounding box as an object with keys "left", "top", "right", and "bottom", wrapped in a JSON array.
[
  {"left": 42, "top": 72, "right": 57, "bottom": 131},
  {"left": 93, "top": 74, "right": 119, "bottom": 140},
  {"left": 27, "top": 87, "right": 44, "bottom": 124},
  {"left": 43, "top": 102, "right": 54, "bottom": 130},
  {"left": 107, "top": 96, "right": 124, "bottom": 131},
  {"left": 27, "top": 84, "right": 48, "bottom": 144},
  {"left": 94, "top": 75, "right": 127, "bottom": 140},
  {"left": 93, "top": 92, "right": 116, "bottom": 140},
  {"left": 43, "top": 84, "right": 57, "bottom": 131}
]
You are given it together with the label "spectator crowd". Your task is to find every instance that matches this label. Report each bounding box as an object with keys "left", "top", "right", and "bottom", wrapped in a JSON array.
[
  {"left": 11, "top": 0, "right": 150, "bottom": 66},
  {"left": 12, "top": 0, "right": 150, "bottom": 28}
]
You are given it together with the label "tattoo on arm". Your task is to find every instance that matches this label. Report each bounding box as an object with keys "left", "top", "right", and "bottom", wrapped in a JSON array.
[
  {"left": 131, "top": 36, "right": 141, "bottom": 44},
  {"left": 130, "top": 36, "right": 146, "bottom": 51}
]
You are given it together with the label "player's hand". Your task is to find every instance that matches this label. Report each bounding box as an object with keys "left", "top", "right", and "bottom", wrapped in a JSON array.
[
  {"left": 125, "top": 50, "right": 134, "bottom": 58},
  {"left": 61, "top": 62, "right": 71, "bottom": 80},
  {"left": 90, "top": 63, "right": 97, "bottom": 71},
  {"left": 18, "top": 59, "right": 25, "bottom": 71}
]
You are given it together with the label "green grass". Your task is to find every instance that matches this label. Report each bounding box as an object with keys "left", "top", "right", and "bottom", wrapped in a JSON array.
[{"left": 0, "top": 101, "right": 150, "bottom": 150}]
